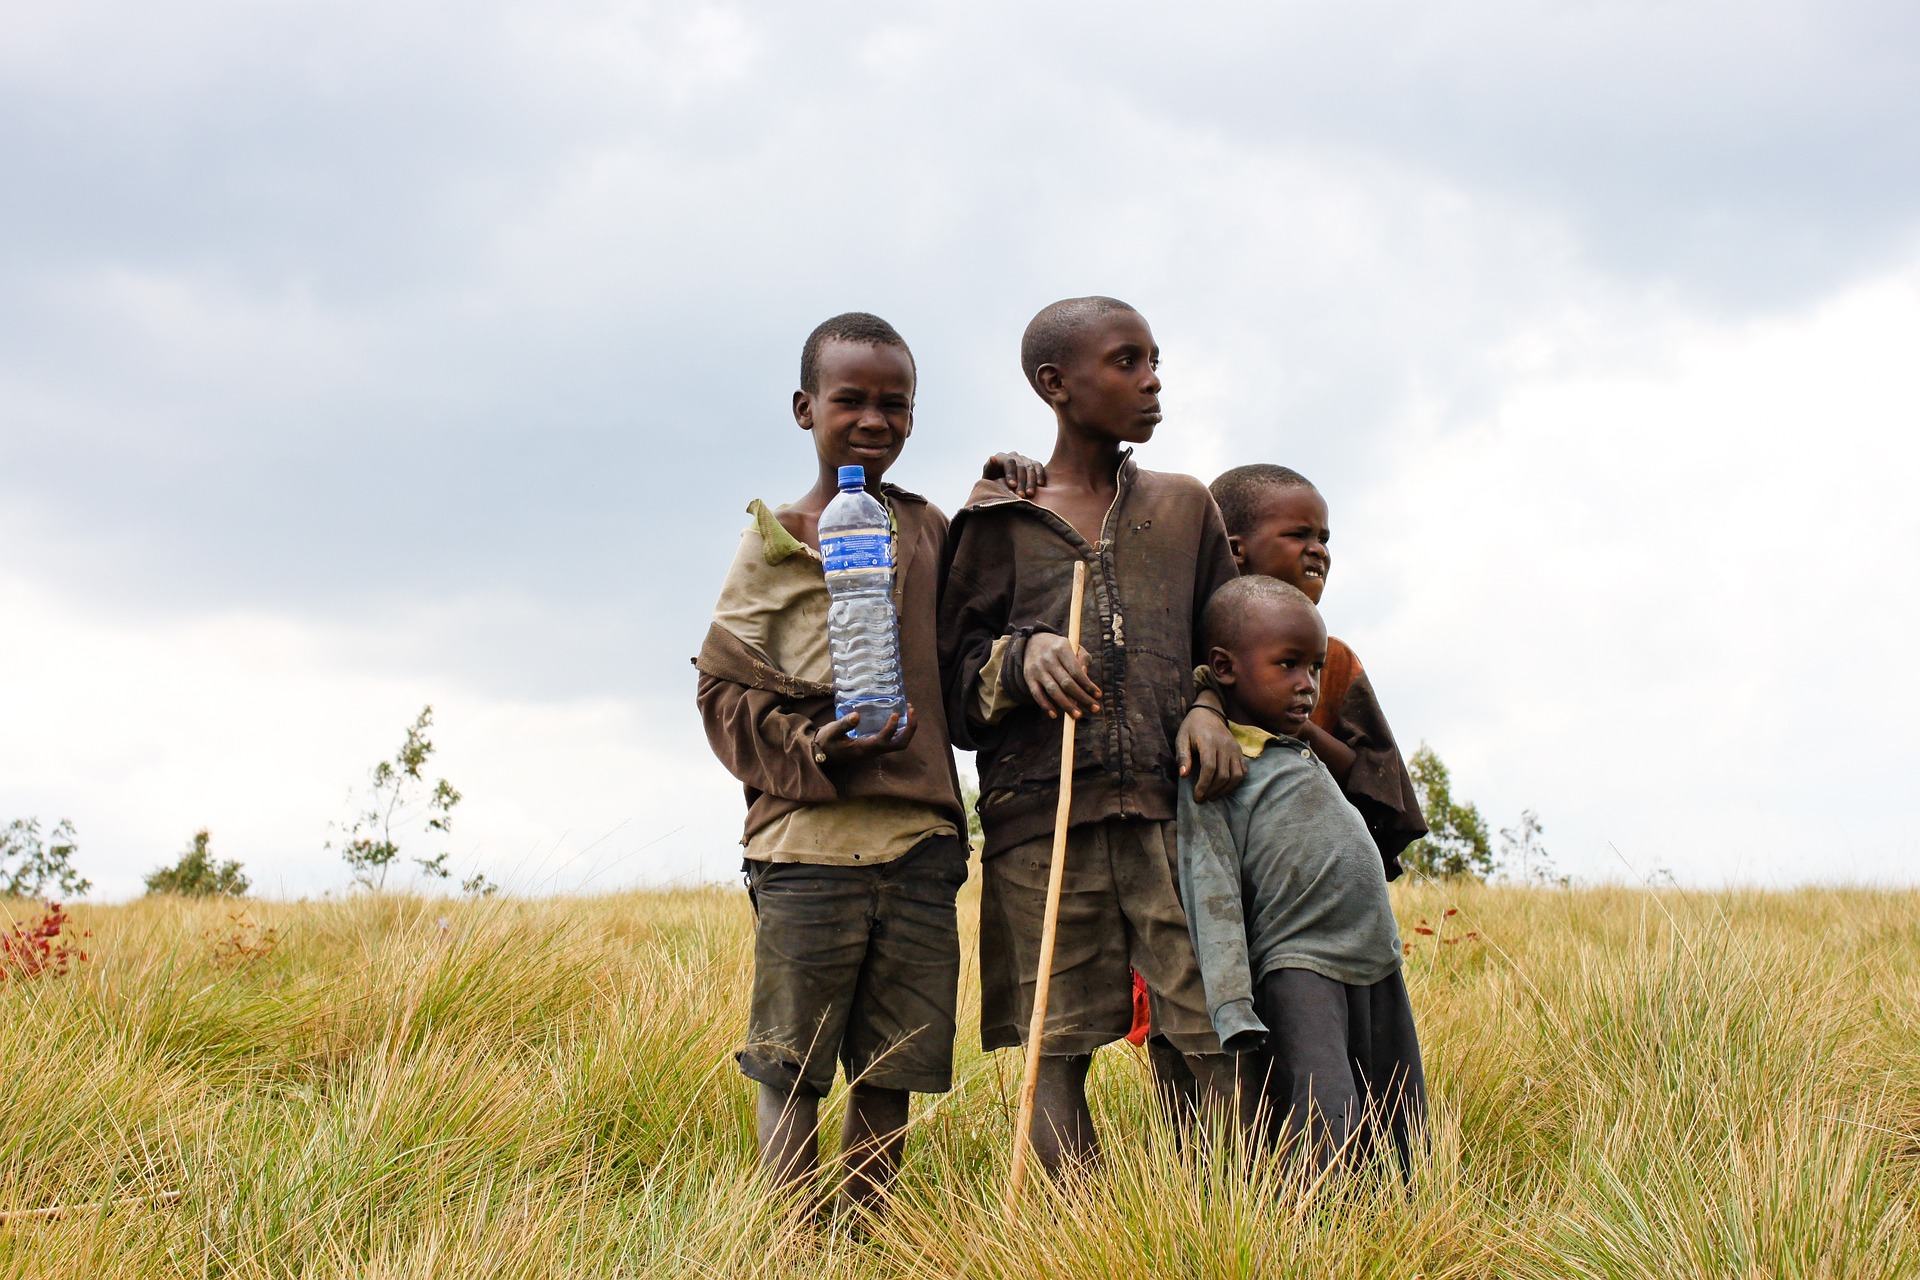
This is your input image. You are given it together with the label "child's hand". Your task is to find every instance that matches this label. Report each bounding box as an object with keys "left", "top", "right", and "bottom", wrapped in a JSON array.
[
  {"left": 1022, "top": 633, "right": 1102, "bottom": 720},
  {"left": 815, "top": 704, "right": 918, "bottom": 766},
  {"left": 983, "top": 452, "right": 1048, "bottom": 498},
  {"left": 1178, "top": 708, "right": 1247, "bottom": 801}
]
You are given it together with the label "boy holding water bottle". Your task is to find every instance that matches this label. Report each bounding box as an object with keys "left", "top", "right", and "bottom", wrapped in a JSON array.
[{"left": 694, "top": 313, "right": 967, "bottom": 1215}]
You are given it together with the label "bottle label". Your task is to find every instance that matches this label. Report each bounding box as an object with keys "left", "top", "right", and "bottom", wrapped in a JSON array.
[{"left": 821, "top": 527, "right": 893, "bottom": 576}]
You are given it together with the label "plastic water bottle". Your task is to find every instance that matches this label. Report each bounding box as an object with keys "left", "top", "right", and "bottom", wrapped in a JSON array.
[{"left": 820, "top": 465, "right": 907, "bottom": 738}]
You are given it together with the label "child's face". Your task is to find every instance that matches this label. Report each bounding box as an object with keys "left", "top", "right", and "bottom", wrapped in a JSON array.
[
  {"left": 793, "top": 340, "right": 916, "bottom": 482},
  {"left": 1232, "top": 486, "right": 1331, "bottom": 604},
  {"left": 1211, "top": 599, "right": 1327, "bottom": 739},
  {"left": 1045, "top": 311, "right": 1162, "bottom": 444}
]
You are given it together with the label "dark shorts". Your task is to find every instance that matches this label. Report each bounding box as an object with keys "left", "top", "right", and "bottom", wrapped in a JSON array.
[
  {"left": 740, "top": 834, "right": 968, "bottom": 1097},
  {"left": 980, "top": 818, "right": 1219, "bottom": 1057},
  {"left": 1242, "top": 966, "right": 1426, "bottom": 1173}
]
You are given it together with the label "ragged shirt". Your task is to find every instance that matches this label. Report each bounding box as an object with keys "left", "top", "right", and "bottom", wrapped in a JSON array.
[
  {"left": 939, "top": 452, "right": 1239, "bottom": 856},
  {"left": 694, "top": 492, "right": 962, "bottom": 866},
  {"left": 1177, "top": 721, "right": 1403, "bottom": 1052}
]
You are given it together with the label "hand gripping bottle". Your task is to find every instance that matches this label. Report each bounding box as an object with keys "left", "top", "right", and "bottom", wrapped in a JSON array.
[{"left": 819, "top": 465, "right": 907, "bottom": 738}]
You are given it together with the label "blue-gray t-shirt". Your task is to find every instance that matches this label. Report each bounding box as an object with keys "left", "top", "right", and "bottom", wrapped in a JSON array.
[{"left": 1177, "top": 724, "right": 1403, "bottom": 1052}]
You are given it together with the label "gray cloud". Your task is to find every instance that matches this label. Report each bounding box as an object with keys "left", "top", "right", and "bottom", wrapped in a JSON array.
[{"left": 2, "top": 2, "right": 1916, "bottom": 884}]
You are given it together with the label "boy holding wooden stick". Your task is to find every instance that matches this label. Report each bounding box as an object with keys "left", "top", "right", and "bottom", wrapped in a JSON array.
[
  {"left": 695, "top": 313, "right": 968, "bottom": 1214},
  {"left": 940, "top": 296, "right": 1245, "bottom": 1175}
]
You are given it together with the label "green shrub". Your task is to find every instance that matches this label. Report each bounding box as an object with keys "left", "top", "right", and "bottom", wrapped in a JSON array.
[
  {"left": 1403, "top": 743, "right": 1494, "bottom": 880},
  {"left": 1, "top": 816, "right": 89, "bottom": 897},
  {"left": 144, "top": 829, "right": 249, "bottom": 897}
]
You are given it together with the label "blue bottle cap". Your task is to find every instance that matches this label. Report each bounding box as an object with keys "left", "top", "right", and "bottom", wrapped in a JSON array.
[{"left": 837, "top": 465, "right": 866, "bottom": 490}]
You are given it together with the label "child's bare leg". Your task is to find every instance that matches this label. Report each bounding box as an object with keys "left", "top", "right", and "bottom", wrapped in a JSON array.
[
  {"left": 1032, "top": 1053, "right": 1099, "bottom": 1175},
  {"left": 756, "top": 1081, "right": 820, "bottom": 1193},
  {"left": 838, "top": 1084, "right": 910, "bottom": 1212}
]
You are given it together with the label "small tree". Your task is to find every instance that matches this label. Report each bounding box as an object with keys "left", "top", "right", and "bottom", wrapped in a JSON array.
[
  {"left": 1496, "top": 808, "right": 1566, "bottom": 887},
  {"left": 1, "top": 818, "right": 90, "bottom": 898},
  {"left": 1402, "top": 744, "right": 1494, "bottom": 881},
  {"left": 328, "top": 706, "right": 463, "bottom": 891},
  {"left": 145, "top": 829, "right": 250, "bottom": 897}
]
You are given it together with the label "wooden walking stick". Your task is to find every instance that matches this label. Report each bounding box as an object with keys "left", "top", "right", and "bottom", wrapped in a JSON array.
[{"left": 1007, "top": 558, "right": 1087, "bottom": 1206}]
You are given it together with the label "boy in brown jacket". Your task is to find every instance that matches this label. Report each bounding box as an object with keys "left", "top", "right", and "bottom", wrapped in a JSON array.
[
  {"left": 695, "top": 313, "right": 967, "bottom": 1214},
  {"left": 940, "top": 296, "right": 1246, "bottom": 1173}
]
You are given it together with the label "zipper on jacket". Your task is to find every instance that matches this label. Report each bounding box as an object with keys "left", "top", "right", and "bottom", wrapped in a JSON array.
[{"left": 1096, "top": 461, "right": 1133, "bottom": 789}]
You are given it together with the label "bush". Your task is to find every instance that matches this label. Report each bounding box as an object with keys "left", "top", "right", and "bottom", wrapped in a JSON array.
[
  {"left": 328, "top": 706, "right": 463, "bottom": 890},
  {"left": 1, "top": 817, "right": 90, "bottom": 898},
  {"left": 145, "top": 829, "right": 250, "bottom": 897},
  {"left": 1402, "top": 744, "right": 1494, "bottom": 880}
]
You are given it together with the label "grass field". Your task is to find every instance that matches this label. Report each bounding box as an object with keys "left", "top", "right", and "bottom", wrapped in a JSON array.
[{"left": 3, "top": 879, "right": 1918, "bottom": 1278}]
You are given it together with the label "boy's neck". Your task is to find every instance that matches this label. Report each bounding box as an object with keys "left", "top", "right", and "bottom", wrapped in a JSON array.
[
  {"left": 792, "top": 459, "right": 883, "bottom": 515},
  {"left": 776, "top": 460, "right": 886, "bottom": 552},
  {"left": 1042, "top": 422, "right": 1127, "bottom": 494}
]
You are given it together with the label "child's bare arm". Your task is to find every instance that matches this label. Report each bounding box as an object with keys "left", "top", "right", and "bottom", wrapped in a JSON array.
[
  {"left": 1177, "top": 702, "right": 1247, "bottom": 802},
  {"left": 1180, "top": 496, "right": 1247, "bottom": 801},
  {"left": 1299, "top": 722, "right": 1357, "bottom": 786}
]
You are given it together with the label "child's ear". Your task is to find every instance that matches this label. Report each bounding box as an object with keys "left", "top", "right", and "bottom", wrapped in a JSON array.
[
  {"left": 1033, "top": 363, "right": 1068, "bottom": 407},
  {"left": 1209, "top": 646, "right": 1237, "bottom": 686},
  {"left": 792, "top": 388, "right": 815, "bottom": 431},
  {"left": 1226, "top": 534, "right": 1247, "bottom": 569}
]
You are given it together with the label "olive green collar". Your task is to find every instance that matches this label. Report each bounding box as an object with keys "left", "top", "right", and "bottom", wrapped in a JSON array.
[
  {"left": 1228, "top": 721, "right": 1309, "bottom": 759},
  {"left": 746, "top": 499, "right": 815, "bottom": 566},
  {"left": 746, "top": 497, "right": 902, "bottom": 567}
]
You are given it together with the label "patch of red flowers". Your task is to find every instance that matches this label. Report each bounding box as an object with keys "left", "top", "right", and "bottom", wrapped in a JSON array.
[
  {"left": 0, "top": 902, "right": 91, "bottom": 983},
  {"left": 1403, "top": 906, "right": 1481, "bottom": 956}
]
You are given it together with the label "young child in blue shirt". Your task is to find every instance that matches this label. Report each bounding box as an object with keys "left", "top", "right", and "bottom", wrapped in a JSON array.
[{"left": 1178, "top": 574, "right": 1425, "bottom": 1174}]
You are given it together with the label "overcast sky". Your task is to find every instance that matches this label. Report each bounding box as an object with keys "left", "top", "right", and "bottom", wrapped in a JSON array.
[{"left": 4, "top": 1, "right": 1917, "bottom": 898}]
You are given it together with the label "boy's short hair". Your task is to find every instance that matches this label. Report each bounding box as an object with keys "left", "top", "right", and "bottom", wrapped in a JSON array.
[
  {"left": 1210, "top": 464, "right": 1317, "bottom": 537},
  {"left": 1020, "top": 296, "right": 1139, "bottom": 391},
  {"left": 800, "top": 312, "right": 916, "bottom": 393},
  {"left": 1202, "top": 574, "right": 1318, "bottom": 654}
]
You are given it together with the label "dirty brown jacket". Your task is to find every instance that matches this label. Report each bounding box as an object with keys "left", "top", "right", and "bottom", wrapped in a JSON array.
[
  {"left": 939, "top": 453, "right": 1239, "bottom": 856},
  {"left": 694, "top": 486, "right": 964, "bottom": 846}
]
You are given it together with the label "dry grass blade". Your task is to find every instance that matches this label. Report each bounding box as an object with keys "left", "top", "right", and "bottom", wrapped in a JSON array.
[{"left": 0, "top": 1189, "right": 181, "bottom": 1224}]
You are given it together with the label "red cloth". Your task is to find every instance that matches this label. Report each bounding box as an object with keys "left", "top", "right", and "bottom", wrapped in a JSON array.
[
  {"left": 1126, "top": 968, "right": 1151, "bottom": 1045},
  {"left": 1311, "top": 635, "right": 1362, "bottom": 733}
]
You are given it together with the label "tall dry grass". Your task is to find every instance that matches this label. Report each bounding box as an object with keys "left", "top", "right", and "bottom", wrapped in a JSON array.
[{"left": 2, "top": 879, "right": 1916, "bottom": 1278}]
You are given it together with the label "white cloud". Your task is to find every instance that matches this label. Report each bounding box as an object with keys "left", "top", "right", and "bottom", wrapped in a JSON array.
[
  {"left": 1340, "top": 267, "right": 1920, "bottom": 885},
  {"left": 0, "top": 575, "right": 740, "bottom": 900}
]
